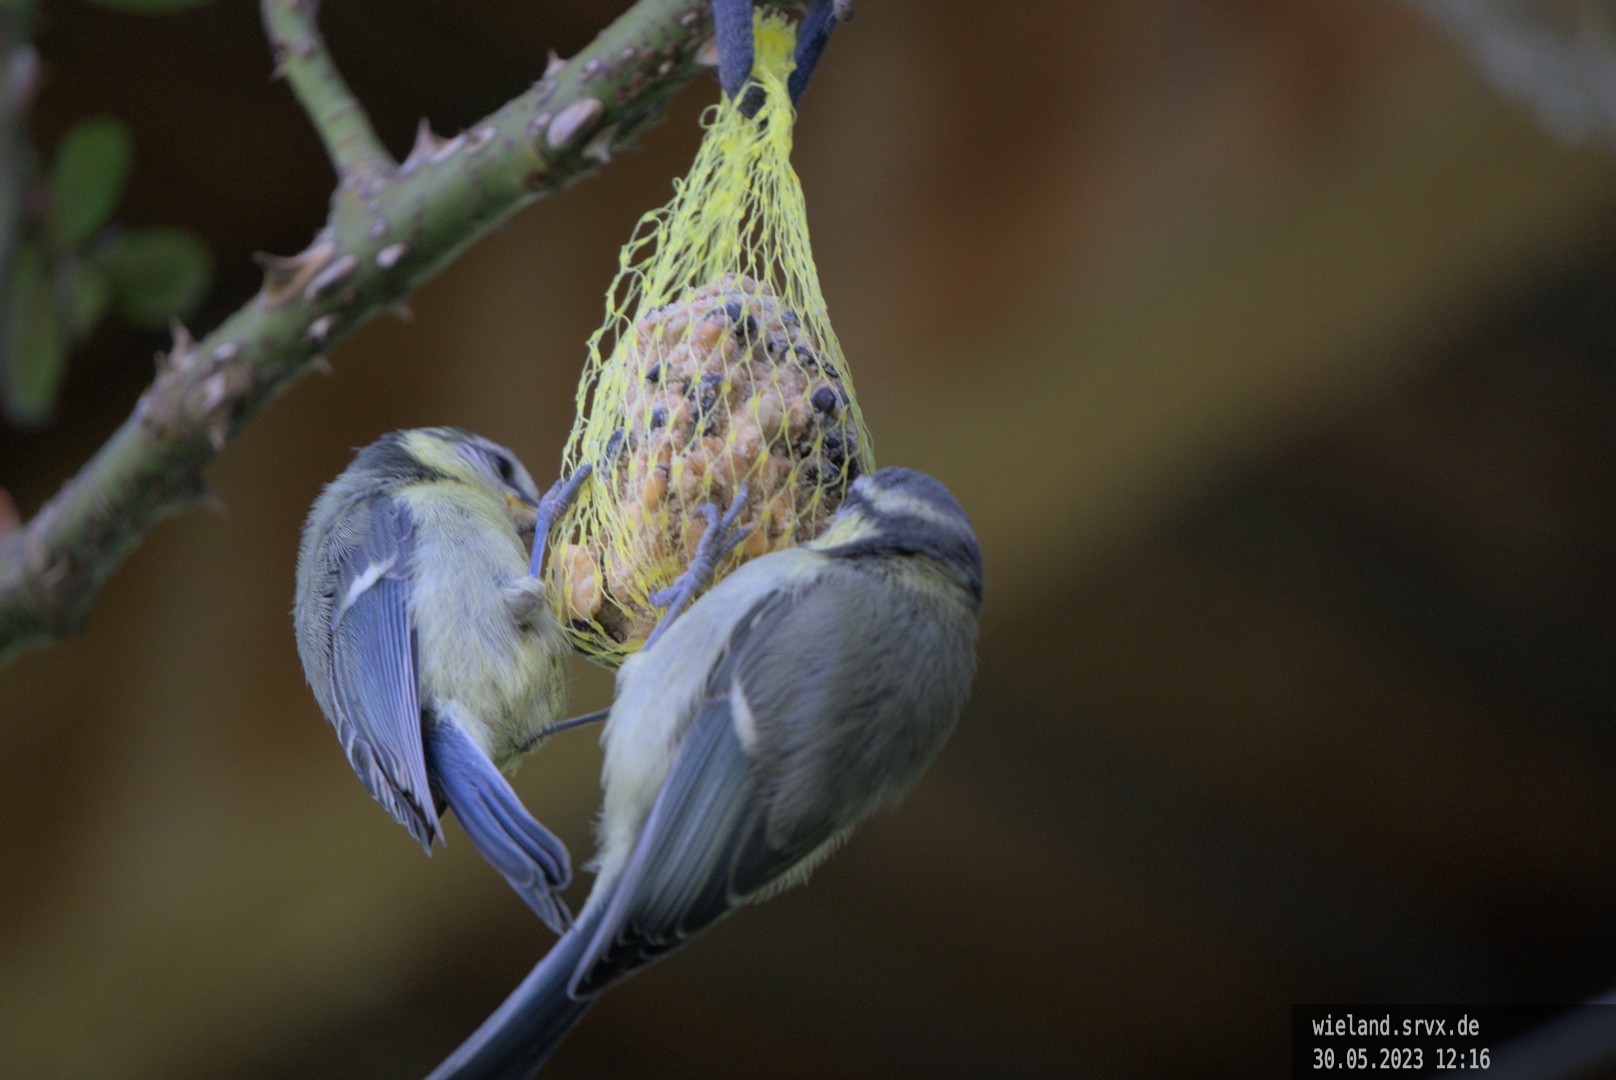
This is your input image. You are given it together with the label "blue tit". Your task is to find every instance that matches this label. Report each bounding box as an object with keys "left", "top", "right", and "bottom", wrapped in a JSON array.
[
  {"left": 294, "top": 427, "right": 587, "bottom": 933},
  {"left": 428, "top": 466, "right": 984, "bottom": 1079}
]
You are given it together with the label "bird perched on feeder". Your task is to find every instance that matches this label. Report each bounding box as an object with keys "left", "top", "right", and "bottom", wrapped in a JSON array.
[
  {"left": 294, "top": 427, "right": 589, "bottom": 933},
  {"left": 429, "top": 466, "right": 984, "bottom": 1078}
]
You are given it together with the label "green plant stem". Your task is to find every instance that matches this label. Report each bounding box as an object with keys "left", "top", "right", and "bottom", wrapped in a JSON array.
[
  {"left": 0, "top": 0, "right": 735, "bottom": 665},
  {"left": 262, "top": 0, "right": 392, "bottom": 186}
]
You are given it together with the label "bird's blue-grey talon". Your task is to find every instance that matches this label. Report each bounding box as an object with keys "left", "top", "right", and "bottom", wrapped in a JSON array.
[
  {"left": 645, "top": 506, "right": 719, "bottom": 619},
  {"left": 713, "top": 482, "right": 751, "bottom": 547},
  {"left": 503, "top": 576, "right": 549, "bottom": 627},
  {"left": 644, "top": 484, "right": 752, "bottom": 649},
  {"left": 512, "top": 707, "right": 611, "bottom": 756},
  {"left": 529, "top": 463, "right": 593, "bottom": 578},
  {"left": 426, "top": 718, "right": 574, "bottom": 935},
  {"left": 547, "top": 707, "right": 610, "bottom": 738},
  {"left": 645, "top": 506, "right": 716, "bottom": 610}
]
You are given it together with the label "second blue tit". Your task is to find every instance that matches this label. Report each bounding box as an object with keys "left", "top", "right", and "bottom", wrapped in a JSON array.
[
  {"left": 294, "top": 427, "right": 576, "bottom": 932},
  {"left": 428, "top": 466, "right": 984, "bottom": 1078}
]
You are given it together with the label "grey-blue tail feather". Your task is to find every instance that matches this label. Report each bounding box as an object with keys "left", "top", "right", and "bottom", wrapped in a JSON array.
[
  {"left": 425, "top": 910, "right": 601, "bottom": 1080},
  {"left": 425, "top": 718, "right": 574, "bottom": 935}
]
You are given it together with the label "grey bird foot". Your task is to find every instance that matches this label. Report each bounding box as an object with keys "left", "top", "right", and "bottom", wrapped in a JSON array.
[
  {"left": 645, "top": 484, "right": 752, "bottom": 648},
  {"left": 503, "top": 576, "right": 550, "bottom": 628},
  {"left": 529, "top": 463, "right": 593, "bottom": 578}
]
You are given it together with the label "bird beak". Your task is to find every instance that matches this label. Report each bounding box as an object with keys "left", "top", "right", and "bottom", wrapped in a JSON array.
[{"left": 507, "top": 491, "right": 539, "bottom": 535}]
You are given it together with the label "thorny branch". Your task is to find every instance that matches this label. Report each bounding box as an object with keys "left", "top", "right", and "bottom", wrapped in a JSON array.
[{"left": 0, "top": 0, "right": 746, "bottom": 665}]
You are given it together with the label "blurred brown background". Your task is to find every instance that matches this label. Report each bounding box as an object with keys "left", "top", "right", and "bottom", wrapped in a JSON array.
[{"left": 4, "top": 1, "right": 1616, "bottom": 1077}]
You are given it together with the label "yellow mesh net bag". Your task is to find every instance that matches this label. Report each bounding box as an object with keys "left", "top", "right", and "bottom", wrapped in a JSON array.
[{"left": 547, "top": 11, "right": 873, "bottom": 665}]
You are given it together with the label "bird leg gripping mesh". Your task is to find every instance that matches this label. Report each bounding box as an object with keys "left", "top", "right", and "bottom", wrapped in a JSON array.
[{"left": 547, "top": 11, "right": 873, "bottom": 665}]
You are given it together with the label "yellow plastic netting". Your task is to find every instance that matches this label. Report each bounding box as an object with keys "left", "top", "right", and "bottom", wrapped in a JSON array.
[{"left": 547, "top": 11, "right": 873, "bottom": 665}]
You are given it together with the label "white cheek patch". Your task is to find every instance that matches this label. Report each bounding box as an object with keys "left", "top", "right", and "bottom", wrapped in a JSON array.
[
  {"left": 337, "top": 557, "right": 394, "bottom": 620},
  {"left": 730, "top": 678, "right": 759, "bottom": 753},
  {"left": 876, "top": 490, "right": 956, "bottom": 531}
]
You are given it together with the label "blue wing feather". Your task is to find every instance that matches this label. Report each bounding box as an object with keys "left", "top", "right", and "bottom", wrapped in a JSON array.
[{"left": 327, "top": 498, "right": 440, "bottom": 850}]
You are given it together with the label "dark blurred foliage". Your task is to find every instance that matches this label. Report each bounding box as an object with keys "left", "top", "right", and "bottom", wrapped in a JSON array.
[{"left": 2, "top": 2, "right": 1615, "bottom": 1077}]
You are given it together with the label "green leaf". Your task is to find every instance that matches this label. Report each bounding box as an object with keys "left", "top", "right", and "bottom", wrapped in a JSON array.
[
  {"left": 47, "top": 116, "right": 133, "bottom": 246},
  {"left": 78, "top": 0, "right": 215, "bottom": 13},
  {"left": 96, "top": 227, "right": 212, "bottom": 329},
  {"left": 4, "top": 245, "right": 67, "bottom": 428},
  {"left": 67, "top": 260, "right": 110, "bottom": 339}
]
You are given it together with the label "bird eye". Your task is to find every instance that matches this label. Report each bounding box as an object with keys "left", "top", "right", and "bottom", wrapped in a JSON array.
[{"left": 494, "top": 454, "right": 516, "bottom": 485}]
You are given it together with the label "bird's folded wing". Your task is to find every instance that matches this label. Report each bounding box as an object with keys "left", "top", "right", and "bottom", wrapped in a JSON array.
[
  {"left": 328, "top": 497, "right": 439, "bottom": 850},
  {"left": 575, "top": 583, "right": 863, "bottom": 996}
]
